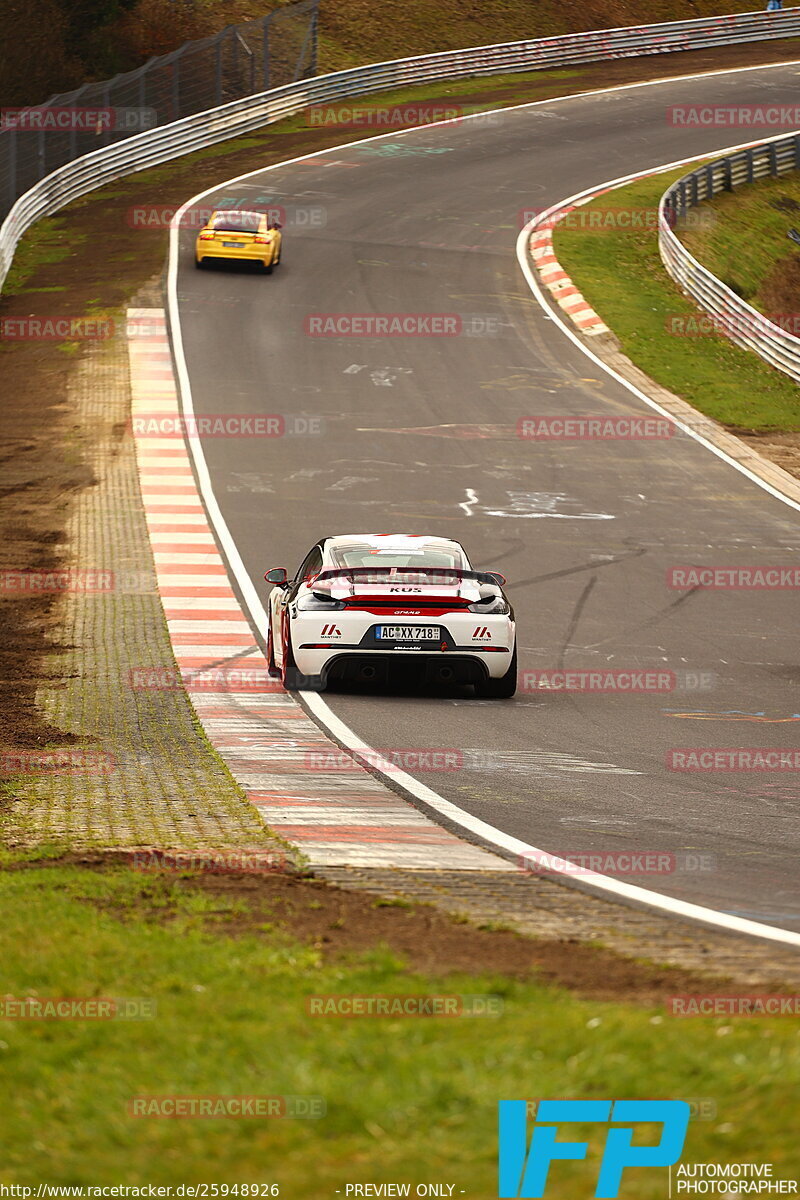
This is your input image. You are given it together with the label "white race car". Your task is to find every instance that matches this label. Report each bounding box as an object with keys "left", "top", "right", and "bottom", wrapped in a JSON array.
[{"left": 264, "top": 534, "right": 516, "bottom": 697}]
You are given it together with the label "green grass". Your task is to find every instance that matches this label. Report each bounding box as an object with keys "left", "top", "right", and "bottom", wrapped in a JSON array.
[
  {"left": 553, "top": 170, "right": 800, "bottom": 432},
  {"left": 680, "top": 173, "right": 800, "bottom": 312},
  {"left": 2, "top": 218, "right": 84, "bottom": 297},
  {"left": 0, "top": 863, "right": 798, "bottom": 1191}
]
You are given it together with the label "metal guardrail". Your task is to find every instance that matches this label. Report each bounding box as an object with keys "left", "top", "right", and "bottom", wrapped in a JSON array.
[
  {"left": 3, "top": 8, "right": 800, "bottom": 293},
  {"left": 660, "top": 134, "right": 800, "bottom": 384}
]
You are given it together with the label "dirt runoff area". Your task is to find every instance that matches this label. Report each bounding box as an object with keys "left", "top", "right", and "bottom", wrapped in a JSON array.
[{"left": 13, "top": 850, "right": 791, "bottom": 1002}]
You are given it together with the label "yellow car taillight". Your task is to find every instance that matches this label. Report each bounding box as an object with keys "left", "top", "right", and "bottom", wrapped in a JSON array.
[{"left": 199, "top": 230, "right": 215, "bottom": 240}]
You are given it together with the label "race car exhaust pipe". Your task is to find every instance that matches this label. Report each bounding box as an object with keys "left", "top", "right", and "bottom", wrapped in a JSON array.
[
  {"left": 360, "top": 665, "right": 377, "bottom": 680},
  {"left": 438, "top": 666, "right": 454, "bottom": 682}
]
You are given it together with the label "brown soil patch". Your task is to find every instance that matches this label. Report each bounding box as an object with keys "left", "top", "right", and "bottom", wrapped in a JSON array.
[
  {"left": 11, "top": 850, "right": 740, "bottom": 1002},
  {"left": 1, "top": 39, "right": 798, "bottom": 758},
  {"left": 0, "top": 343, "right": 93, "bottom": 751},
  {"left": 759, "top": 249, "right": 800, "bottom": 313},
  {"left": 734, "top": 428, "right": 800, "bottom": 477}
]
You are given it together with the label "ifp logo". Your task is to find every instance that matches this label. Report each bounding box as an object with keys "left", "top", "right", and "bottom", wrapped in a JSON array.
[{"left": 498, "top": 1099, "right": 690, "bottom": 1198}]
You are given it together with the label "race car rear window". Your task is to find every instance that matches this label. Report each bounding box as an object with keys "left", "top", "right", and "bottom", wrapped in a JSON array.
[
  {"left": 210, "top": 211, "right": 262, "bottom": 232},
  {"left": 329, "top": 546, "right": 464, "bottom": 569}
]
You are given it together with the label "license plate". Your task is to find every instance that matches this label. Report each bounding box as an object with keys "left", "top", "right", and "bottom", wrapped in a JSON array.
[
  {"left": 223, "top": 241, "right": 244, "bottom": 248},
  {"left": 376, "top": 626, "right": 441, "bottom": 642}
]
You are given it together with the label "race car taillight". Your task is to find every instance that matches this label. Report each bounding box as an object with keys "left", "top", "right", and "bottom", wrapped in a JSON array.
[
  {"left": 467, "top": 594, "right": 510, "bottom": 615},
  {"left": 296, "top": 591, "right": 345, "bottom": 611},
  {"left": 198, "top": 230, "right": 215, "bottom": 240},
  {"left": 254, "top": 234, "right": 271, "bottom": 244}
]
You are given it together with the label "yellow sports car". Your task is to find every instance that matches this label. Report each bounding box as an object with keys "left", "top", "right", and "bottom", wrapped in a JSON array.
[{"left": 195, "top": 209, "right": 282, "bottom": 273}]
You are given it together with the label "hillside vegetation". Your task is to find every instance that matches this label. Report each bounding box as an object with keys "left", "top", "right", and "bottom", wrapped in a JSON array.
[{"left": 0, "top": 0, "right": 779, "bottom": 106}]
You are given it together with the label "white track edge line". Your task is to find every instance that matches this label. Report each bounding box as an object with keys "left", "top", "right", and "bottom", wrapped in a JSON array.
[{"left": 166, "top": 65, "right": 800, "bottom": 947}]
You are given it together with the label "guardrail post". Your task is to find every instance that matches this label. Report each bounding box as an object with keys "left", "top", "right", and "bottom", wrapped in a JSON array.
[
  {"left": 172, "top": 51, "right": 181, "bottom": 120},
  {"left": 292, "top": 13, "right": 316, "bottom": 83},
  {"left": 747, "top": 147, "right": 754, "bottom": 184},
  {"left": 7, "top": 131, "right": 16, "bottom": 213},
  {"left": 769, "top": 143, "right": 778, "bottom": 177},
  {"left": 262, "top": 12, "right": 270, "bottom": 91},
  {"left": 68, "top": 84, "right": 88, "bottom": 158},
  {"left": 310, "top": 4, "right": 319, "bottom": 77},
  {"left": 723, "top": 158, "right": 732, "bottom": 192},
  {"left": 102, "top": 82, "right": 112, "bottom": 145},
  {"left": 690, "top": 172, "right": 698, "bottom": 207}
]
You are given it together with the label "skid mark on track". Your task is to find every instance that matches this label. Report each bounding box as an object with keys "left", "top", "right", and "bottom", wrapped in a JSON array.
[
  {"left": 461, "top": 749, "right": 641, "bottom": 776},
  {"left": 557, "top": 576, "right": 598, "bottom": 671},
  {"left": 510, "top": 547, "right": 647, "bottom": 591}
]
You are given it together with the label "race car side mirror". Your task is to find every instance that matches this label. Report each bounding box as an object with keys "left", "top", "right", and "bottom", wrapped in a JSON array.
[
  {"left": 269, "top": 222, "right": 282, "bottom": 230},
  {"left": 486, "top": 571, "right": 506, "bottom": 586},
  {"left": 265, "top": 567, "right": 288, "bottom": 585}
]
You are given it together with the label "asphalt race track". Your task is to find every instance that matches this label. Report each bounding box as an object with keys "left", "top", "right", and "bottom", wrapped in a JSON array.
[{"left": 171, "top": 62, "right": 800, "bottom": 933}]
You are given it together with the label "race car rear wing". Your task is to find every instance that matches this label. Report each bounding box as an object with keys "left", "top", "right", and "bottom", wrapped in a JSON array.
[{"left": 313, "top": 567, "right": 506, "bottom": 587}]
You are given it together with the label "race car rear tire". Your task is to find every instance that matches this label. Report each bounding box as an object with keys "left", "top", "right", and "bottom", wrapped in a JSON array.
[
  {"left": 266, "top": 622, "right": 280, "bottom": 678},
  {"left": 477, "top": 645, "right": 517, "bottom": 699},
  {"left": 280, "top": 627, "right": 323, "bottom": 692}
]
